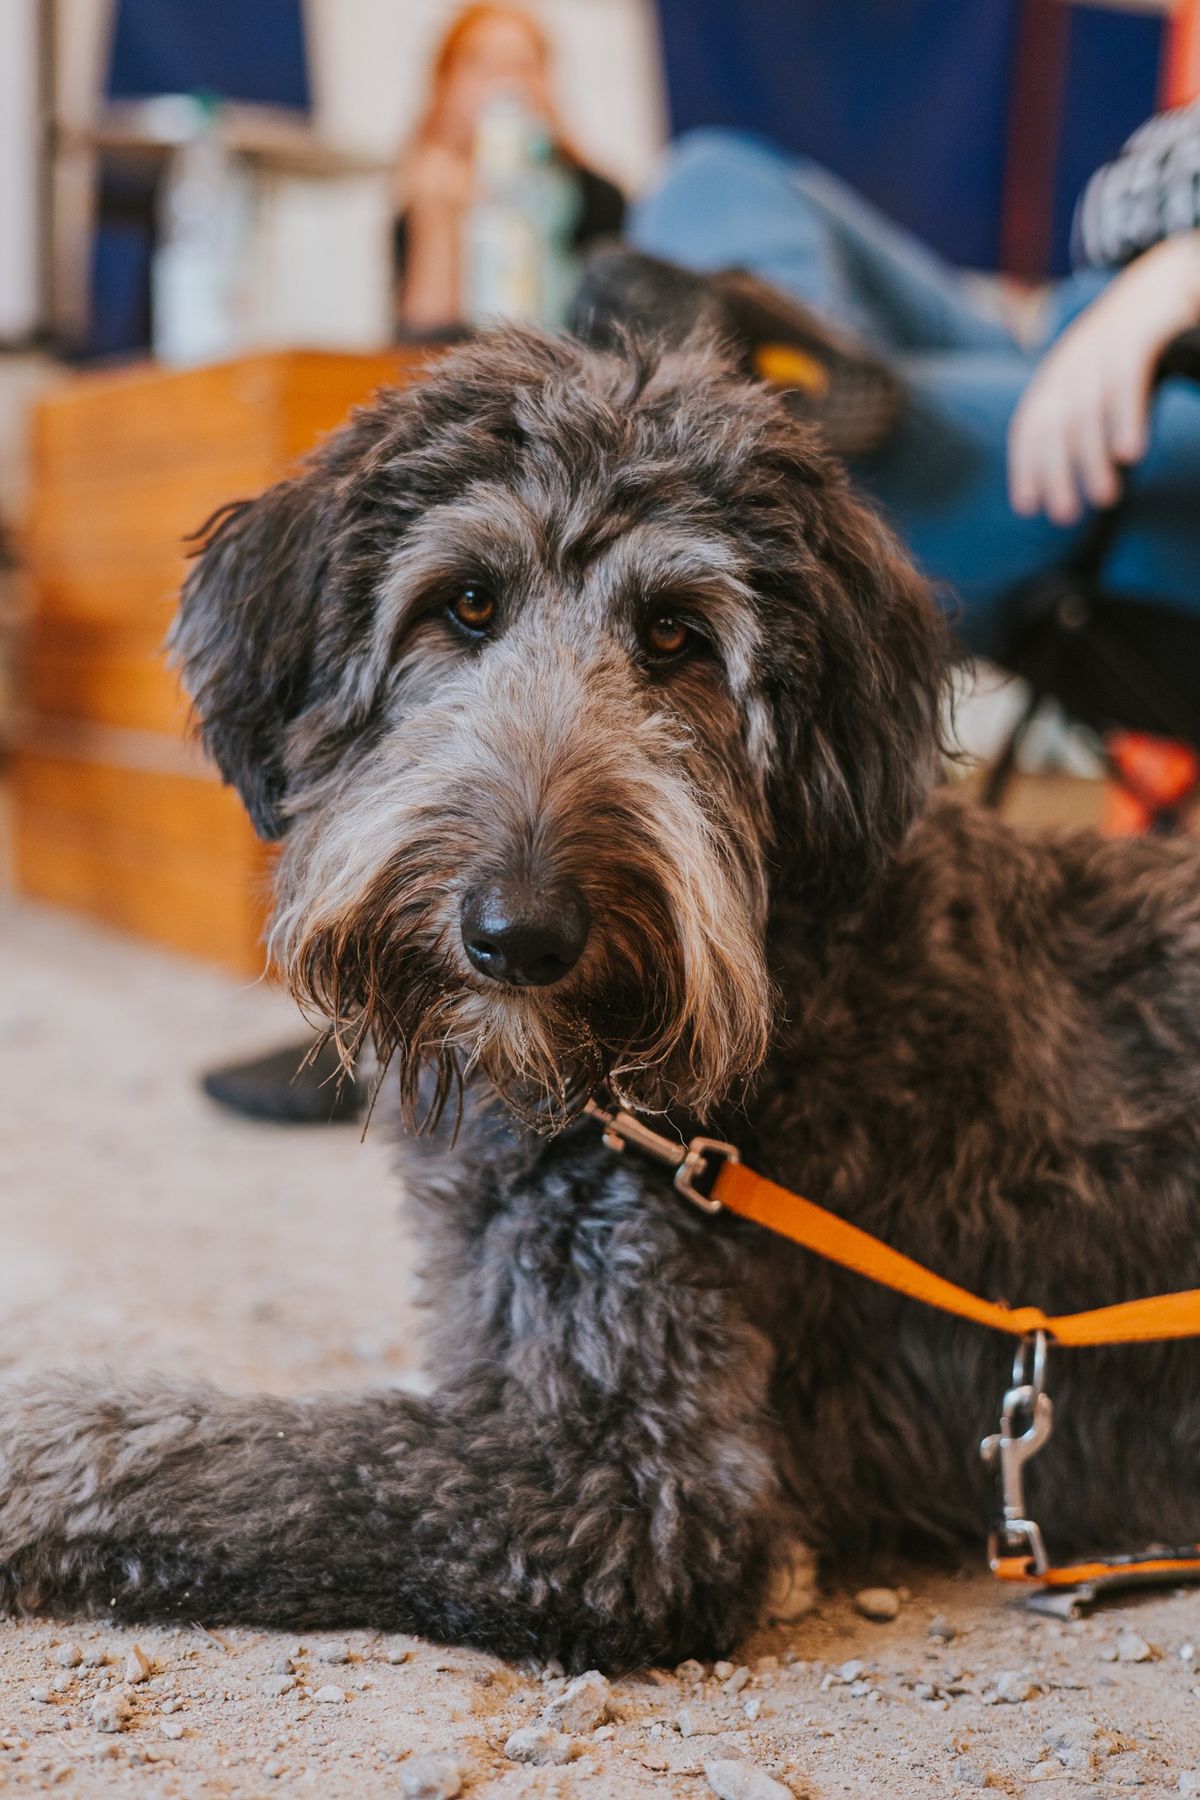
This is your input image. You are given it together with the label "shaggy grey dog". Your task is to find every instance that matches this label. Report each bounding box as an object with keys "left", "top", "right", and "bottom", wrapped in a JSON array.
[{"left": 4, "top": 327, "right": 1200, "bottom": 1671}]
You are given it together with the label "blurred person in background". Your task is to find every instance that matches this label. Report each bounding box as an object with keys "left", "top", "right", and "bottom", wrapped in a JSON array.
[
  {"left": 394, "top": 3, "right": 625, "bottom": 333},
  {"left": 617, "top": 109, "right": 1200, "bottom": 658}
]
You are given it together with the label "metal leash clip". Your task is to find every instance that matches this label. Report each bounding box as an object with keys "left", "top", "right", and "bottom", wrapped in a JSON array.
[
  {"left": 584, "top": 1097, "right": 739, "bottom": 1214},
  {"left": 980, "top": 1330, "right": 1054, "bottom": 1575}
]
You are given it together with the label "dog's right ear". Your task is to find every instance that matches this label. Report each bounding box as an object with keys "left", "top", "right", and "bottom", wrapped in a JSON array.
[{"left": 171, "top": 472, "right": 330, "bottom": 840}]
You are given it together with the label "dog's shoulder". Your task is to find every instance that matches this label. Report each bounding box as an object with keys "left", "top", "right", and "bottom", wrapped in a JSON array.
[{"left": 903, "top": 791, "right": 1200, "bottom": 947}]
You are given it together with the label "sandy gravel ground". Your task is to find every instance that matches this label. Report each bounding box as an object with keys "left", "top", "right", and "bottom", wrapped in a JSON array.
[{"left": 4, "top": 897, "right": 1200, "bottom": 1800}]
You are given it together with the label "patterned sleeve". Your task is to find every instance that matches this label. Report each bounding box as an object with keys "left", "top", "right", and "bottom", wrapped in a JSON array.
[{"left": 1074, "top": 103, "right": 1200, "bottom": 268}]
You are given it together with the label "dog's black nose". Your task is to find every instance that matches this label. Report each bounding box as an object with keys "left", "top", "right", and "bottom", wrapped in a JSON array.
[{"left": 460, "top": 880, "right": 590, "bottom": 987}]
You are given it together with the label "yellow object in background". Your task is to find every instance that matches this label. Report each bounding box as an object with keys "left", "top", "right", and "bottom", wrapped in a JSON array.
[{"left": 754, "top": 342, "right": 830, "bottom": 395}]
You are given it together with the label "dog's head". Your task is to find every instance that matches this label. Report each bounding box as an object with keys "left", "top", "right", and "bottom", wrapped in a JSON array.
[{"left": 173, "top": 327, "right": 945, "bottom": 1125}]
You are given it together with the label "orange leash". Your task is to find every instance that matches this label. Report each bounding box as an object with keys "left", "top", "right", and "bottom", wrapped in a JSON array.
[
  {"left": 587, "top": 1099, "right": 1200, "bottom": 1601},
  {"left": 713, "top": 1159, "right": 1200, "bottom": 1348}
]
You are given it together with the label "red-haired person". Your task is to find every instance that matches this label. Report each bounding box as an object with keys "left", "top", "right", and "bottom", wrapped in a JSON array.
[{"left": 394, "top": 4, "right": 624, "bottom": 332}]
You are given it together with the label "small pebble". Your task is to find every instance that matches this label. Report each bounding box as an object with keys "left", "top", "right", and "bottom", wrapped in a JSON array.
[
  {"left": 503, "top": 1726, "right": 575, "bottom": 1766},
  {"left": 713, "top": 1661, "right": 735, "bottom": 1682},
  {"left": 540, "top": 1658, "right": 566, "bottom": 1682},
  {"left": 51, "top": 1673, "right": 73, "bottom": 1695},
  {"left": 744, "top": 1697, "right": 762, "bottom": 1722},
  {"left": 929, "top": 1614, "right": 957, "bottom": 1642},
  {"left": 162, "top": 1697, "right": 184, "bottom": 1714},
  {"left": 1116, "top": 1631, "right": 1156, "bottom": 1664},
  {"left": 1180, "top": 1775, "right": 1200, "bottom": 1798},
  {"left": 82, "top": 1647, "right": 109, "bottom": 1668},
  {"left": 29, "top": 1687, "right": 54, "bottom": 1706},
  {"left": 313, "top": 1684, "right": 346, "bottom": 1704},
  {"left": 542, "top": 1669, "right": 611, "bottom": 1733},
  {"left": 676, "top": 1705, "right": 721, "bottom": 1737},
  {"left": 273, "top": 1655, "right": 295, "bottom": 1676},
  {"left": 593, "top": 1725, "right": 615, "bottom": 1742},
  {"left": 91, "top": 1693, "right": 132, "bottom": 1734},
  {"left": 318, "top": 1642, "right": 351, "bottom": 1665},
  {"left": 54, "top": 1644, "right": 83, "bottom": 1669},
  {"left": 399, "top": 1752, "right": 464, "bottom": 1799},
  {"left": 161, "top": 1721, "right": 184, "bottom": 1742},
  {"left": 124, "top": 1645, "right": 152, "bottom": 1685},
  {"left": 704, "top": 1756, "right": 795, "bottom": 1800},
  {"left": 722, "top": 1666, "right": 751, "bottom": 1696},
  {"left": 992, "top": 1670, "right": 1037, "bottom": 1704},
  {"left": 1181, "top": 1644, "right": 1196, "bottom": 1664},
  {"left": 676, "top": 1659, "right": 707, "bottom": 1684},
  {"left": 385, "top": 1642, "right": 412, "bottom": 1666},
  {"left": 263, "top": 1675, "right": 295, "bottom": 1698},
  {"left": 854, "top": 1586, "right": 901, "bottom": 1622},
  {"left": 836, "top": 1660, "right": 865, "bottom": 1683}
]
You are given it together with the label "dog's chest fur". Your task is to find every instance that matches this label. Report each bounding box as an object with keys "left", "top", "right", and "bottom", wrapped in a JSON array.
[{"left": 400, "top": 794, "right": 1200, "bottom": 1566}]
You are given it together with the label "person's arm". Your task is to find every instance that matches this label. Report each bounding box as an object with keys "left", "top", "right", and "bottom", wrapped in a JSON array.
[
  {"left": 1008, "top": 231, "right": 1200, "bottom": 525},
  {"left": 397, "top": 144, "right": 474, "bottom": 331}
]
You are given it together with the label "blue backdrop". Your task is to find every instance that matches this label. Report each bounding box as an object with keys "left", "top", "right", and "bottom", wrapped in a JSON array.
[
  {"left": 653, "top": 0, "right": 1164, "bottom": 274},
  {"left": 105, "top": 0, "right": 309, "bottom": 108}
]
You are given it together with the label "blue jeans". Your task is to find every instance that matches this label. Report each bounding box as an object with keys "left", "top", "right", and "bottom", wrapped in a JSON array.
[{"left": 630, "top": 130, "right": 1200, "bottom": 655}]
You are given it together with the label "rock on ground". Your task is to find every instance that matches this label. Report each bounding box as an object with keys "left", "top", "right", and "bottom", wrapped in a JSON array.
[
  {"left": 706, "top": 1757, "right": 795, "bottom": 1800},
  {"left": 854, "top": 1587, "right": 901, "bottom": 1622},
  {"left": 399, "top": 1753, "right": 464, "bottom": 1799},
  {"left": 542, "top": 1668, "right": 611, "bottom": 1733},
  {"left": 503, "top": 1725, "right": 576, "bottom": 1766}
]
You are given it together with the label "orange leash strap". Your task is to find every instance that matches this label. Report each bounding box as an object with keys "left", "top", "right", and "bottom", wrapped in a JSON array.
[
  {"left": 712, "top": 1160, "right": 1200, "bottom": 1347},
  {"left": 585, "top": 1099, "right": 1200, "bottom": 1598}
]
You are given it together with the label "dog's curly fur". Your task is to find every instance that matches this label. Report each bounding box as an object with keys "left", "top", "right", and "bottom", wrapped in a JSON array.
[{"left": 4, "top": 328, "right": 1200, "bottom": 1671}]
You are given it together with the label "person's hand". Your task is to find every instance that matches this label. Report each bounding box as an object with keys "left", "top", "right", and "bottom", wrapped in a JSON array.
[
  {"left": 1008, "top": 232, "right": 1200, "bottom": 524},
  {"left": 400, "top": 141, "right": 474, "bottom": 216}
]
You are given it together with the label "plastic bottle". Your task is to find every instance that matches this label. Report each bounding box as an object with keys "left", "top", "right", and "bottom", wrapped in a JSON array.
[
  {"left": 152, "top": 93, "right": 247, "bottom": 366},
  {"left": 462, "top": 95, "right": 581, "bottom": 327}
]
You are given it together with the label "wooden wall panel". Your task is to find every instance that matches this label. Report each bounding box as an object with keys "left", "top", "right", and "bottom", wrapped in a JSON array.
[{"left": 12, "top": 349, "right": 427, "bottom": 973}]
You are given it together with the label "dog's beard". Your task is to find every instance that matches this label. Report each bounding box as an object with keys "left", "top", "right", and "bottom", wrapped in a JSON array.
[{"left": 269, "top": 741, "right": 775, "bottom": 1132}]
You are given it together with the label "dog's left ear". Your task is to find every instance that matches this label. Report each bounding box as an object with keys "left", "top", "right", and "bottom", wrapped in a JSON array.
[
  {"left": 171, "top": 468, "right": 335, "bottom": 840},
  {"left": 766, "top": 469, "right": 948, "bottom": 902}
]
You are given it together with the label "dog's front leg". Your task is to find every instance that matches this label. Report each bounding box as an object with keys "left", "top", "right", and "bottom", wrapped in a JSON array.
[{"left": 0, "top": 1298, "right": 786, "bottom": 1669}]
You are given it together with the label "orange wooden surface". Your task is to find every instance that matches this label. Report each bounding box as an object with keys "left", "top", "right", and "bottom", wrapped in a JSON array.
[
  {"left": 11, "top": 746, "right": 273, "bottom": 972},
  {"left": 12, "top": 348, "right": 430, "bottom": 972}
]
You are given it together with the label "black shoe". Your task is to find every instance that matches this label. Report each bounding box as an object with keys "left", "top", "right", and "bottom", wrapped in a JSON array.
[
  {"left": 201, "top": 1035, "right": 366, "bottom": 1125},
  {"left": 569, "top": 246, "right": 903, "bottom": 461}
]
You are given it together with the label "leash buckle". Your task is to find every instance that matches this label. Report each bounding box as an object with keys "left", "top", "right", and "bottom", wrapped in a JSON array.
[
  {"left": 584, "top": 1098, "right": 739, "bottom": 1215},
  {"left": 980, "top": 1331, "right": 1054, "bottom": 1575}
]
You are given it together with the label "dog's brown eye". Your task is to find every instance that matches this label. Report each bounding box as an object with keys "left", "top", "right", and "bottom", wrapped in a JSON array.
[
  {"left": 448, "top": 585, "right": 496, "bottom": 635},
  {"left": 644, "top": 614, "right": 692, "bottom": 659}
]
